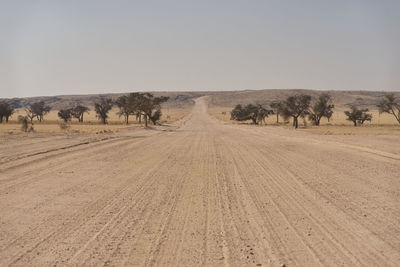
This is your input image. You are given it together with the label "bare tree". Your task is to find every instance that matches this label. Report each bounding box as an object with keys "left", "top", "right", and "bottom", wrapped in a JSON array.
[
  {"left": 308, "top": 93, "right": 335, "bottom": 126},
  {"left": 344, "top": 106, "right": 372, "bottom": 126},
  {"left": 25, "top": 106, "right": 36, "bottom": 124},
  {"left": 71, "top": 105, "right": 90, "bottom": 122},
  {"left": 377, "top": 94, "right": 400, "bottom": 124},
  {"left": 281, "top": 94, "right": 312, "bottom": 128},
  {"left": 94, "top": 97, "right": 113, "bottom": 124}
]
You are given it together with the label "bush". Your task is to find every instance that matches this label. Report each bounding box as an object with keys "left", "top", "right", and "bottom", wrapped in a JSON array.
[{"left": 59, "top": 122, "right": 70, "bottom": 131}]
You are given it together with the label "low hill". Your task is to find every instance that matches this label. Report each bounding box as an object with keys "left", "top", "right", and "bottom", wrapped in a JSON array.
[
  {"left": 1, "top": 91, "right": 206, "bottom": 110},
  {"left": 207, "top": 89, "right": 400, "bottom": 109}
]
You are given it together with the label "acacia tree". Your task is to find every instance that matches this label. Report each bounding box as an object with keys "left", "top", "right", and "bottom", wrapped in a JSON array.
[
  {"left": 270, "top": 101, "right": 284, "bottom": 123},
  {"left": 58, "top": 109, "right": 72, "bottom": 122},
  {"left": 71, "top": 105, "right": 90, "bottom": 122},
  {"left": 115, "top": 93, "right": 142, "bottom": 124},
  {"left": 29, "top": 101, "right": 51, "bottom": 122},
  {"left": 4, "top": 105, "right": 14, "bottom": 123},
  {"left": 377, "top": 94, "right": 400, "bottom": 124},
  {"left": 115, "top": 95, "right": 131, "bottom": 124},
  {"left": 308, "top": 93, "right": 335, "bottom": 126},
  {"left": 230, "top": 104, "right": 257, "bottom": 124},
  {"left": 0, "top": 102, "right": 14, "bottom": 123},
  {"left": 243, "top": 105, "right": 259, "bottom": 124},
  {"left": 244, "top": 105, "right": 259, "bottom": 124},
  {"left": 0, "top": 103, "right": 5, "bottom": 123},
  {"left": 25, "top": 106, "right": 36, "bottom": 123},
  {"left": 359, "top": 112, "right": 372, "bottom": 125},
  {"left": 136, "top": 112, "right": 142, "bottom": 124},
  {"left": 326, "top": 108, "right": 334, "bottom": 122},
  {"left": 230, "top": 104, "right": 248, "bottom": 121},
  {"left": 344, "top": 106, "right": 372, "bottom": 126},
  {"left": 138, "top": 93, "right": 169, "bottom": 127},
  {"left": 149, "top": 109, "right": 162, "bottom": 125},
  {"left": 255, "top": 104, "right": 273, "bottom": 125},
  {"left": 94, "top": 98, "right": 113, "bottom": 124},
  {"left": 281, "top": 94, "right": 312, "bottom": 128},
  {"left": 230, "top": 104, "right": 273, "bottom": 125}
]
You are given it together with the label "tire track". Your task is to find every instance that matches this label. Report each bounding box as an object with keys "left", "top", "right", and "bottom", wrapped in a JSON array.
[{"left": 1, "top": 97, "right": 399, "bottom": 266}]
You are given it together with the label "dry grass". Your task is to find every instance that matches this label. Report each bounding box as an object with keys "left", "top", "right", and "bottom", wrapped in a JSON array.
[
  {"left": 0, "top": 107, "right": 191, "bottom": 134},
  {"left": 0, "top": 123, "right": 131, "bottom": 134},
  {"left": 208, "top": 106, "right": 400, "bottom": 135},
  {"left": 158, "top": 107, "right": 191, "bottom": 124},
  {"left": 300, "top": 125, "right": 400, "bottom": 135}
]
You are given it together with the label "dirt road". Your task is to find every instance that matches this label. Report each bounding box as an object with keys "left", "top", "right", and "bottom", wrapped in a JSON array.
[{"left": 1, "top": 97, "right": 399, "bottom": 266}]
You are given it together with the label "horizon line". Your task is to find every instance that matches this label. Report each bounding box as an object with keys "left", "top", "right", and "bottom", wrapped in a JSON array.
[{"left": 3, "top": 87, "right": 400, "bottom": 99}]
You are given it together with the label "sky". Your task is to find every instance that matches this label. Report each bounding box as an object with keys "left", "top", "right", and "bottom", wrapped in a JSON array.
[{"left": 0, "top": 0, "right": 399, "bottom": 98}]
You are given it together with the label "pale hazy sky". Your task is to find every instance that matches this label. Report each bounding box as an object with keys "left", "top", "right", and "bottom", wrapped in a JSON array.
[{"left": 1, "top": 0, "right": 399, "bottom": 98}]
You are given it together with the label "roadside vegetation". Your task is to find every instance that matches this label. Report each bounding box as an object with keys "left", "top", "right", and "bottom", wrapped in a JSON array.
[
  {"left": 0, "top": 102, "right": 15, "bottom": 123},
  {"left": 0, "top": 92, "right": 172, "bottom": 133},
  {"left": 94, "top": 93, "right": 169, "bottom": 126},
  {"left": 377, "top": 94, "right": 400, "bottom": 124},
  {"left": 344, "top": 106, "right": 372, "bottom": 126},
  {"left": 230, "top": 104, "right": 273, "bottom": 125},
  {"left": 57, "top": 105, "right": 90, "bottom": 123},
  {"left": 1, "top": 92, "right": 399, "bottom": 134},
  {"left": 229, "top": 93, "right": 400, "bottom": 132}
]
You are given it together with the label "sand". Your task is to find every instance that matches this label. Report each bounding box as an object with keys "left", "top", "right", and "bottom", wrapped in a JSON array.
[{"left": 0, "top": 97, "right": 399, "bottom": 266}]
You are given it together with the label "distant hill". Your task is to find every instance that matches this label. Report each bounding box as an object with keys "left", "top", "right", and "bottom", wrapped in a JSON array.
[
  {"left": 1, "top": 89, "right": 399, "bottom": 110},
  {"left": 207, "top": 89, "right": 400, "bottom": 109},
  {"left": 1, "top": 91, "right": 206, "bottom": 110}
]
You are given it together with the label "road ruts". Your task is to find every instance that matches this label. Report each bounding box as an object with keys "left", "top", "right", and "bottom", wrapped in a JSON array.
[{"left": 0, "top": 97, "right": 399, "bottom": 266}]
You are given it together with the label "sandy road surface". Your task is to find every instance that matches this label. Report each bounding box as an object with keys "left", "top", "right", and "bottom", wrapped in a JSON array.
[{"left": 1, "top": 97, "right": 399, "bottom": 266}]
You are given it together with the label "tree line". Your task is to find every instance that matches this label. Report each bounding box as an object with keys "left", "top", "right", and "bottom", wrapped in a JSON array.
[
  {"left": 0, "top": 92, "right": 398, "bottom": 129},
  {"left": 230, "top": 93, "right": 400, "bottom": 128},
  {"left": 0, "top": 93, "right": 169, "bottom": 129},
  {"left": 58, "top": 93, "right": 169, "bottom": 127}
]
